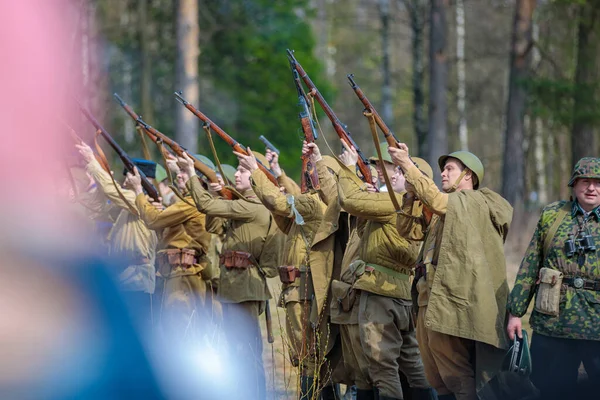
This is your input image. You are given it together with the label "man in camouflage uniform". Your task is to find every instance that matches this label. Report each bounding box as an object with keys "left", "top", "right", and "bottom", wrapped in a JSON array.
[
  {"left": 507, "top": 157, "right": 600, "bottom": 400},
  {"left": 180, "top": 152, "right": 281, "bottom": 400},
  {"left": 389, "top": 145, "right": 513, "bottom": 400},
  {"left": 338, "top": 142, "right": 434, "bottom": 400}
]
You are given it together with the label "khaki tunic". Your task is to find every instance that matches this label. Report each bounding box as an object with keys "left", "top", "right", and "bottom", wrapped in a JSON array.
[
  {"left": 85, "top": 159, "right": 157, "bottom": 294},
  {"left": 187, "top": 175, "right": 275, "bottom": 303}
]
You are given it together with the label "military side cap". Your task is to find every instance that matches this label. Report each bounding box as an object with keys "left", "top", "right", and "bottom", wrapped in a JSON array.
[
  {"left": 411, "top": 157, "right": 433, "bottom": 179},
  {"left": 124, "top": 158, "right": 156, "bottom": 179},
  {"left": 368, "top": 143, "right": 393, "bottom": 164},
  {"left": 220, "top": 164, "right": 237, "bottom": 184},
  {"left": 568, "top": 157, "right": 600, "bottom": 187},
  {"left": 438, "top": 151, "right": 484, "bottom": 188},
  {"left": 194, "top": 154, "right": 216, "bottom": 171},
  {"left": 155, "top": 164, "right": 167, "bottom": 183}
]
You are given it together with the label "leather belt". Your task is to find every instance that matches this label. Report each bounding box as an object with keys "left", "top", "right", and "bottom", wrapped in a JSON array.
[{"left": 563, "top": 276, "right": 600, "bottom": 291}]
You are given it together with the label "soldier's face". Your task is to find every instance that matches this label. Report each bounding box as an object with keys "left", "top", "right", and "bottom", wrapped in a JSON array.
[
  {"left": 176, "top": 170, "right": 190, "bottom": 191},
  {"left": 235, "top": 165, "right": 252, "bottom": 192},
  {"left": 375, "top": 161, "right": 396, "bottom": 185},
  {"left": 391, "top": 167, "right": 406, "bottom": 193},
  {"left": 441, "top": 159, "right": 464, "bottom": 192},
  {"left": 573, "top": 178, "right": 600, "bottom": 211}
]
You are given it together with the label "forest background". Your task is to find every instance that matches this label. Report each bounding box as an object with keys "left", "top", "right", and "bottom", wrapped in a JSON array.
[{"left": 74, "top": 0, "right": 600, "bottom": 249}]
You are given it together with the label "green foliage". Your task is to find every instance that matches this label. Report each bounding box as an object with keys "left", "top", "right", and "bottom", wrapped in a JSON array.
[{"left": 199, "top": 0, "right": 333, "bottom": 179}]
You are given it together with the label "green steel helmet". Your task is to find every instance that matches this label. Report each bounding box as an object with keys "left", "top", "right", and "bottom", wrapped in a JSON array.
[
  {"left": 219, "top": 164, "right": 237, "bottom": 185},
  {"left": 438, "top": 151, "right": 484, "bottom": 189},
  {"left": 155, "top": 163, "right": 168, "bottom": 183},
  {"left": 568, "top": 157, "right": 600, "bottom": 187},
  {"left": 368, "top": 143, "right": 393, "bottom": 164},
  {"left": 194, "top": 154, "right": 216, "bottom": 171}
]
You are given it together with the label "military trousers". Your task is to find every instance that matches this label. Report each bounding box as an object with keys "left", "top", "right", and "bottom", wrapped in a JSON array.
[
  {"left": 358, "top": 291, "right": 428, "bottom": 399},
  {"left": 530, "top": 332, "right": 600, "bottom": 400},
  {"left": 159, "top": 267, "right": 209, "bottom": 339},
  {"left": 222, "top": 301, "right": 266, "bottom": 400},
  {"left": 417, "top": 305, "right": 477, "bottom": 400}
]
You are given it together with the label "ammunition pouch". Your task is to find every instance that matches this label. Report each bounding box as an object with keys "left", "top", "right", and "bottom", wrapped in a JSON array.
[
  {"left": 157, "top": 248, "right": 197, "bottom": 276},
  {"left": 220, "top": 251, "right": 253, "bottom": 269},
  {"left": 331, "top": 279, "right": 357, "bottom": 313},
  {"left": 535, "top": 267, "right": 563, "bottom": 317},
  {"left": 278, "top": 265, "right": 301, "bottom": 284}
]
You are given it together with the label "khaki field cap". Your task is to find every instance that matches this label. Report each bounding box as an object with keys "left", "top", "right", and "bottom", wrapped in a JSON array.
[
  {"left": 438, "top": 151, "right": 484, "bottom": 189},
  {"left": 568, "top": 157, "right": 600, "bottom": 187},
  {"left": 411, "top": 157, "right": 433, "bottom": 179},
  {"left": 253, "top": 151, "right": 270, "bottom": 168}
]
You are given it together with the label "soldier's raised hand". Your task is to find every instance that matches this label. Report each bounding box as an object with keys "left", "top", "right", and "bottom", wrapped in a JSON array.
[
  {"left": 209, "top": 182, "right": 223, "bottom": 194},
  {"left": 339, "top": 139, "right": 358, "bottom": 167},
  {"left": 124, "top": 167, "right": 143, "bottom": 195},
  {"left": 75, "top": 142, "right": 94, "bottom": 164},
  {"left": 234, "top": 147, "right": 259, "bottom": 172},
  {"left": 302, "top": 141, "right": 322, "bottom": 164},
  {"left": 180, "top": 152, "right": 196, "bottom": 177},
  {"left": 266, "top": 148, "right": 282, "bottom": 178},
  {"left": 166, "top": 153, "right": 180, "bottom": 175},
  {"left": 388, "top": 144, "right": 411, "bottom": 168}
]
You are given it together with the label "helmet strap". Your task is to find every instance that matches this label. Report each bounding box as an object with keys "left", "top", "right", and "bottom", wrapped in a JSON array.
[{"left": 448, "top": 169, "right": 468, "bottom": 193}]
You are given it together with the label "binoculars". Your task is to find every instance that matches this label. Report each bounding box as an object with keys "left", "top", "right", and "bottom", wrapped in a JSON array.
[{"left": 565, "top": 233, "right": 597, "bottom": 258}]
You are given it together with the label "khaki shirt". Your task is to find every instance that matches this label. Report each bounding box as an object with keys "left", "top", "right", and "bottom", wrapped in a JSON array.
[
  {"left": 85, "top": 159, "right": 157, "bottom": 293},
  {"left": 338, "top": 167, "right": 420, "bottom": 300},
  {"left": 187, "top": 175, "right": 274, "bottom": 303}
]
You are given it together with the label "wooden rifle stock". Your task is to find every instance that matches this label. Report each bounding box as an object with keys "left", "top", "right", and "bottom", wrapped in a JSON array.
[
  {"left": 289, "top": 63, "right": 320, "bottom": 193},
  {"left": 347, "top": 74, "right": 399, "bottom": 148},
  {"left": 287, "top": 49, "right": 374, "bottom": 186},
  {"left": 114, "top": 94, "right": 235, "bottom": 200},
  {"left": 174, "top": 92, "right": 279, "bottom": 186},
  {"left": 77, "top": 101, "right": 160, "bottom": 202}
]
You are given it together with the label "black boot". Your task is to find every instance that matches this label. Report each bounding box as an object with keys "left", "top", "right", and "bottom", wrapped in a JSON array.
[
  {"left": 373, "top": 387, "right": 401, "bottom": 400},
  {"left": 321, "top": 384, "right": 341, "bottom": 400},
  {"left": 436, "top": 394, "right": 456, "bottom": 400},
  {"left": 300, "top": 376, "right": 315, "bottom": 400},
  {"left": 411, "top": 388, "right": 438, "bottom": 400},
  {"left": 356, "top": 388, "right": 375, "bottom": 400}
]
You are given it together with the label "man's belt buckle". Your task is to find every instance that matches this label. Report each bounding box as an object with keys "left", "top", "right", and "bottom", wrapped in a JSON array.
[{"left": 573, "top": 277, "right": 584, "bottom": 289}]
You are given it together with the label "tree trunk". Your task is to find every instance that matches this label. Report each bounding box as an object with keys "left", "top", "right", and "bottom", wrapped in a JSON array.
[
  {"left": 379, "top": 0, "right": 393, "bottom": 127},
  {"left": 175, "top": 0, "right": 200, "bottom": 152},
  {"left": 532, "top": 21, "right": 547, "bottom": 206},
  {"left": 502, "top": 0, "right": 536, "bottom": 207},
  {"left": 139, "top": 0, "right": 154, "bottom": 125},
  {"left": 428, "top": 0, "right": 449, "bottom": 185},
  {"left": 571, "top": 2, "right": 600, "bottom": 163},
  {"left": 456, "top": 0, "right": 468, "bottom": 150}
]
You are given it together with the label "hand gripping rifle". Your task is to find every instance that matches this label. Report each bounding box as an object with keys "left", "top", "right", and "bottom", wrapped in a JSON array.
[
  {"left": 174, "top": 92, "right": 279, "bottom": 186},
  {"left": 286, "top": 49, "right": 374, "bottom": 188},
  {"left": 114, "top": 94, "right": 236, "bottom": 200},
  {"left": 288, "top": 59, "right": 320, "bottom": 193},
  {"left": 77, "top": 100, "right": 160, "bottom": 202}
]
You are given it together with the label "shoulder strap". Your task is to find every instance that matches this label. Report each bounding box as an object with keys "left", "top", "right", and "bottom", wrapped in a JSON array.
[{"left": 543, "top": 202, "right": 571, "bottom": 258}]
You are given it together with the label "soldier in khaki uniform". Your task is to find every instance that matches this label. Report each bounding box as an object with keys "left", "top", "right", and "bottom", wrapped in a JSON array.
[
  {"left": 338, "top": 142, "right": 434, "bottom": 400},
  {"left": 237, "top": 146, "right": 342, "bottom": 399},
  {"left": 180, "top": 152, "right": 280, "bottom": 400},
  {"left": 125, "top": 155, "right": 218, "bottom": 340},
  {"left": 76, "top": 143, "right": 158, "bottom": 327},
  {"left": 389, "top": 145, "right": 513, "bottom": 400}
]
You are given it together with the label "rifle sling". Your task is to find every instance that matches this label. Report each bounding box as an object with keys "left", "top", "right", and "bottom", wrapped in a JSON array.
[
  {"left": 203, "top": 124, "right": 229, "bottom": 186},
  {"left": 365, "top": 111, "right": 401, "bottom": 211}
]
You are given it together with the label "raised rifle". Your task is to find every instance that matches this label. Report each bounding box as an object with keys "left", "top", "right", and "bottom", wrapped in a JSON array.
[
  {"left": 114, "top": 94, "right": 236, "bottom": 200},
  {"left": 347, "top": 74, "right": 400, "bottom": 148},
  {"left": 77, "top": 100, "right": 160, "bottom": 202},
  {"left": 286, "top": 49, "right": 374, "bottom": 187},
  {"left": 259, "top": 135, "right": 280, "bottom": 155},
  {"left": 174, "top": 91, "right": 279, "bottom": 186},
  {"left": 288, "top": 60, "right": 320, "bottom": 193}
]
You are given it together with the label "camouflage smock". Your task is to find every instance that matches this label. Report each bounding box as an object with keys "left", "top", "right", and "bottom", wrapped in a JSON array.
[{"left": 507, "top": 200, "right": 600, "bottom": 341}]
